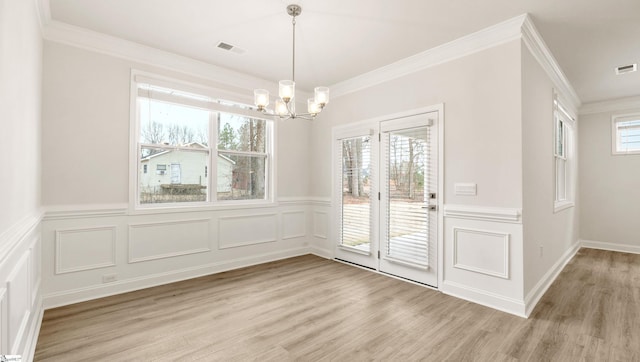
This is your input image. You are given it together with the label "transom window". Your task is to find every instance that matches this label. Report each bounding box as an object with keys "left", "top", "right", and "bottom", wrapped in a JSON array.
[
  {"left": 612, "top": 114, "right": 640, "bottom": 155},
  {"left": 131, "top": 72, "right": 273, "bottom": 208}
]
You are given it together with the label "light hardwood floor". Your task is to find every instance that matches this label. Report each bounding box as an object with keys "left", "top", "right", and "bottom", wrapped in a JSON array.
[{"left": 35, "top": 248, "right": 640, "bottom": 361}]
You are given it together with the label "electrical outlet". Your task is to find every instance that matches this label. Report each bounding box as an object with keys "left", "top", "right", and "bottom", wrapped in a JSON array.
[{"left": 102, "top": 274, "right": 117, "bottom": 283}]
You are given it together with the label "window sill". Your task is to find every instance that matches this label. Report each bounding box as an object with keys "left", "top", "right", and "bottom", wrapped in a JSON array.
[
  {"left": 612, "top": 150, "right": 640, "bottom": 156},
  {"left": 553, "top": 200, "right": 574, "bottom": 213}
]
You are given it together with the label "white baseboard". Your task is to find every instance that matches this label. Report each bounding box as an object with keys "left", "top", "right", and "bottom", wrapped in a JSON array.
[
  {"left": 524, "top": 241, "right": 580, "bottom": 317},
  {"left": 440, "top": 280, "right": 526, "bottom": 318},
  {"left": 309, "top": 245, "right": 332, "bottom": 259},
  {"left": 43, "top": 246, "right": 310, "bottom": 309},
  {"left": 580, "top": 239, "right": 640, "bottom": 255}
]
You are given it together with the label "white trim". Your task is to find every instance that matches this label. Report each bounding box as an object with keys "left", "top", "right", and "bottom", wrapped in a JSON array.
[
  {"left": 524, "top": 241, "right": 580, "bottom": 317},
  {"left": 0, "top": 211, "right": 43, "bottom": 264},
  {"left": 42, "top": 20, "right": 283, "bottom": 97},
  {"left": 44, "top": 204, "right": 128, "bottom": 220},
  {"left": 308, "top": 197, "right": 332, "bottom": 207},
  {"left": 579, "top": 95, "right": 640, "bottom": 115},
  {"left": 443, "top": 204, "right": 522, "bottom": 223},
  {"left": 580, "top": 239, "right": 640, "bottom": 255},
  {"left": 309, "top": 246, "right": 332, "bottom": 259},
  {"left": 441, "top": 280, "right": 526, "bottom": 318},
  {"left": 20, "top": 298, "right": 43, "bottom": 362},
  {"left": 7, "top": 252, "right": 32, "bottom": 354},
  {"left": 218, "top": 213, "right": 278, "bottom": 249},
  {"left": 330, "top": 14, "right": 527, "bottom": 98},
  {"left": 42, "top": 246, "right": 310, "bottom": 309},
  {"left": 128, "top": 219, "right": 212, "bottom": 263},
  {"left": 452, "top": 228, "right": 510, "bottom": 279},
  {"left": 553, "top": 201, "right": 574, "bottom": 213},
  {"left": 277, "top": 197, "right": 311, "bottom": 206},
  {"left": 521, "top": 16, "right": 581, "bottom": 112},
  {"left": 55, "top": 226, "right": 117, "bottom": 274},
  {"left": 0, "top": 288, "right": 7, "bottom": 352},
  {"left": 313, "top": 211, "right": 329, "bottom": 239},
  {"left": 611, "top": 112, "right": 640, "bottom": 155},
  {"left": 281, "top": 211, "right": 307, "bottom": 240}
]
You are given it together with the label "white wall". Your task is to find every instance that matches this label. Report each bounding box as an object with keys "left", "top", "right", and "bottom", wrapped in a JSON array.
[
  {"left": 40, "top": 40, "right": 316, "bottom": 308},
  {"left": 310, "top": 40, "right": 529, "bottom": 315},
  {"left": 521, "top": 44, "right": 580, "bottom": 312},
  {"left": 312, "top": 40, "right": 523, "bottom": 208},
  {"left": 0, "top": 0, "right": 44, "bottom": 358},
  {"left": 42, "top": 41, "right": 312, "bottom": 206},
  {"left": 579, "top": 101, "right": 640, "bottom": 252}
]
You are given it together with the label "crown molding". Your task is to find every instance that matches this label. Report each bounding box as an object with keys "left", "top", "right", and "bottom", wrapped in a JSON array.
[
  {"left": 330, "top": 13, "right": 582, "bottom": 113},
  {"left": 521, "top": 15, "right": 581, "bottom": 113},
  {"left": 34, "top": 0, "right": 51, "bottom": 33},
  {"left": 42, "top": 19, "right": 280, "bottom": 92},
  {"left": 579, "top": 95, "right": 640, "bottom": 115},
  {"left": 330, "top": 14, "right": 528, "bottom": 99}
]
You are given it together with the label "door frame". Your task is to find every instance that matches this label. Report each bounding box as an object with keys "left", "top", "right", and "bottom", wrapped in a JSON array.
[{"left": 331, "top": 104, "right": 444, "bottom": 289}]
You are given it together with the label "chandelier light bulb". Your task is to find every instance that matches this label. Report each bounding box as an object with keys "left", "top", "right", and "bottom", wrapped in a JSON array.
[
  {"left": 279, "top": 80, "right": 295, "bottom": 103},
  {"left": 314, "top": 87, "right": 329, "bottom": 106},
  {"left": 252, "top": 4, "right": 328, "bottom": 120},
  {"left": 254, "top": 89, "right": 269, "bottom": 109}
]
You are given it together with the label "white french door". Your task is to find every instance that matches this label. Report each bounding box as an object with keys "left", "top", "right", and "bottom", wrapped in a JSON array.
[
  {"left": 379, "top": 114, "right": 437, "bottom": 286},
  {"left": 334, "top": 110, "right": 439, "bottom": 287}
]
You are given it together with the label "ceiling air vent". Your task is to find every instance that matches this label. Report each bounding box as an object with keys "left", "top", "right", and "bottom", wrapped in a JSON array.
[
  {"left": 615, "top": 63, "right": 637, "bottom": 75},
  {"left": 216, "top": 41, "right": 246, "bottom": 55}
]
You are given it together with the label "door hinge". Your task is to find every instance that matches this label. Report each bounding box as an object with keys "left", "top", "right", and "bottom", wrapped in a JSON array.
[
  {"left": 377, "top": 250, "right": 380, "bottom": 259},
  {"left": 378, "top": 192, "right": 381, "bottom": 200},
  {"left": 379, "top": 133, "right": 381, "bottom": 141}
]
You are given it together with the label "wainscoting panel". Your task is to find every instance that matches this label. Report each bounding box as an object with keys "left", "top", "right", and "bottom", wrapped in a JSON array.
[
  {"left": 218, "top": 213, "right": 278, "bottom": 249},
  {"left": 453, "top": 227, "right": 510, "bottom": 279},
  {"left": 129, "top": 219, "right": 211, "bottom": 263},
  {"left": 55, "top": 226, "right": 116, "bottom": 274},
  {"left": 42, "top": 201, "right": 318, "bottom": 310},
  {"left": 0, "top": 288, "right": 7, "bottom": 352},
  {"left": 442, "top": 204, "right": 525, "bottom": 317},
  {"left": 313, "top": 211, "right": 328, "bottom": 239},
  {"left": 281, "top": 211, "right": 306, "bottom": 240},
  {"left": 7, "top": 252, "right": 31, "bottom": 353}
]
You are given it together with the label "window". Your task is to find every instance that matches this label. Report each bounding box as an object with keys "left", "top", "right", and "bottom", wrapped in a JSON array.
[
  {"left": 612, "top": 114, "right": 640, "bottom": 155},
  {"left": 132, "top": 72, "right": 273, "bottom": 208},
  {"left": 553, "top": 93, "right": 575, "bottom": 212}
]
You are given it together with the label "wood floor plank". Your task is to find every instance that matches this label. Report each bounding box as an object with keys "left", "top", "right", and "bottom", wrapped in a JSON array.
[{"left": 35, "top": 249, "right": 640, "bottom": 361}]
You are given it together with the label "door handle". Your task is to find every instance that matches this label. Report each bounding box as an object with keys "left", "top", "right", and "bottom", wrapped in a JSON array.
[{"left": 421, "top": 205, "right": 437, "bottom": 211}]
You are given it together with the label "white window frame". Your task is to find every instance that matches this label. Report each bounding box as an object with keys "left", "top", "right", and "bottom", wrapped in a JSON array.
[
  {"left": 129, "top": 70, "right": 276, "bottom": 212},
  {"left": 553, "top": 92, "right": 576, "bottom": 212},
  {"left": 611, "top": 113, "right": 640, "bottom": 155}
]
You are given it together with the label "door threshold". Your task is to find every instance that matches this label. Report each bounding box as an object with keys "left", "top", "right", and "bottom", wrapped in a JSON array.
[{"left": 334, "top": 258, "right": 438, "bottom": 290}]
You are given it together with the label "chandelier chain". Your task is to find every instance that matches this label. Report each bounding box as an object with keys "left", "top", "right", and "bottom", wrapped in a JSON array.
[{"left": 292, "top": 15, "right": 296, "bottom": 84}]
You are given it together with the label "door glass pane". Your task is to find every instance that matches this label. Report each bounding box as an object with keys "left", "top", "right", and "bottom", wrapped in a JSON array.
[
  {"left": 386, "top": 127, "right": 429, "bottom": 266},
  {"left": 340, "top": 136, "right": 372, "bottom": 251}
]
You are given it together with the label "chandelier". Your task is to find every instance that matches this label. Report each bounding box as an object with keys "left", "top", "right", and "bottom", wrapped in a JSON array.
[{"left": 253, "top": 4, "right": 329, "bottom": 120}]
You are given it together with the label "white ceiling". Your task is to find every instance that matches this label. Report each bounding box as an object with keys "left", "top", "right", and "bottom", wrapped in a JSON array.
[{"left": 48, "top": 0, "right": 640, "bottom": 104}]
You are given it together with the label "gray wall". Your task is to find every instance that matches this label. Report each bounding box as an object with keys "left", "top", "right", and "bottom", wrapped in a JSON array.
[
  {"left": 579, "top": 106, "right": 640, "bottom": 248},
  {"left": 521, "top": 45, "right": 579, "bottom": 296}
]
